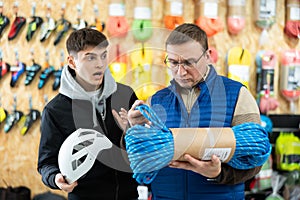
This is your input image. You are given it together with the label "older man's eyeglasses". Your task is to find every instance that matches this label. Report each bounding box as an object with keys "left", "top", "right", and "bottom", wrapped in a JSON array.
[{"left": 164, "top": 50, "right": 207, "bottom": 71}]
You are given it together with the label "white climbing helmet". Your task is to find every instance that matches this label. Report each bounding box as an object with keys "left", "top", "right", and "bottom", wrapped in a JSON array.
[{"left": 58, "top": 128, "right": 112, "bottom": 183}]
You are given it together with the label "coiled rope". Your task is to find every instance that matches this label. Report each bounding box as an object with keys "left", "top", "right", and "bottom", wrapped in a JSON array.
[
  {"left": 125, "top": 104, "right": 271, "bottom": 184},
  {"left": 132, "top": 19, "right": 153, "bottom": 42},
  {"left": 227, "top": 0, "right": 246, "bottom": 35},
  {"left": 226, "top": 47, "right": 251, "bottom": 89},
  {"left": 195, "top": 16, "right": 223, "bottom": 37},
  {"left": 284, "top": 21, "right": 300, "bottom": 39},
  {"left": 107, "top": 16, "right": 129, "bottom": 37},
  {"left": 164, "top": 16, "right": 184, "bottom": 30},
  {"left": 125, "top": 104, "right": 174, "bottom": 184},
  {"left": 227, "top": 17, "right": 245, "bottom": 35},
  {"left": 284, "top": 0, "right": 300, "bottom": 39}
]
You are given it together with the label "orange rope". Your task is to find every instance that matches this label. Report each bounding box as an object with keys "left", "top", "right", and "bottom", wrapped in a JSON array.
[
  {"left": 195, "top": 16, "right": 223, "bottom": 37},
  {"left": 164, "top": 15, "right": 184, "bottom": 30}
]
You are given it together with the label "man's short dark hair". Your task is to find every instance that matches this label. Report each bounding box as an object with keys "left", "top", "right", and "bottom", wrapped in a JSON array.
[
  {"left": 166, "top": 23, "right": 208, "bottom": 51},
  {"left": 66, "top": 28, "right": 109, "bottom": 55}
]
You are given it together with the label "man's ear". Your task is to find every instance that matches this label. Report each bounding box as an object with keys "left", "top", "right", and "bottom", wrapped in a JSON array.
[{"left": 67, "top": 55, "right": 76, "bottom": 70}]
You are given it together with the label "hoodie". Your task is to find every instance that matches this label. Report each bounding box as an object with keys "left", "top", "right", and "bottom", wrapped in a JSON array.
[{"left": 59, "top": 66, "right": 117, "bottom": 127}]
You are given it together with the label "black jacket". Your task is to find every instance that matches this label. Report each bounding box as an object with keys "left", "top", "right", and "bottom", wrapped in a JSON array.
[{"left": 38, "top": 83, "right": 138, "bottom": 200}]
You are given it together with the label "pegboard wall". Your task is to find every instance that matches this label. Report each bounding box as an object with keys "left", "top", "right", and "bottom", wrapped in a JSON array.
[{"left": 0, "top": 0, "right": 299, "bottom": 198}]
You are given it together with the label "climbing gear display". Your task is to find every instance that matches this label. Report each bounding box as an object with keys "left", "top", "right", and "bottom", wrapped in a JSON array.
[
  {"left": 280, "top": 49, "right": 300, "bottom": 113},
  {"left": 52, "top": 50, "right": 64, "bottom": 90},
  {"left": 0, "top": 48, "right": 10, "bottom": 79},
  {"left": 89, "top": 4, "right": 105, "bottom": 32},
  {"left": 226, "top": 47, "right": 251, "bottom": 89},
  {"left": 163, "top": 0, "right": 184, "bottom": 30},
  {"left": 275, "top": 132, "right": 300, "bottom": 171},
  {"left": 20, "top": 95, "right": 40, "bottom": 135},
  {"left": 4, "top": 95, "right": 23, "bottom": 133},
  {"left": 0, "top": 1, "right": 10, "bottom": 37},
  {"left": 24, "top": 49, "right": 41, "bottom": 86},
  {"left": 53, "top": 4, "right": 71, "bottom": 46},
  {"left": 284, "top": 0, "right": 300, "bottom": 39},
  {"left": 7, "top": 2, "right": 26, "bottom": 41},
  {"left": 26, "top": 2, "right": 43, "bottom": 41},
  {"left": 58, "top": 128, "right": 112, "bottom": 184},
  {"left": 255, "top": 50, "right": 279, "bottom": 113},
  {"left": 106, "top": 0, "right": 129, "bottom": 36},
  {"left": 10, "top": 49, "right": 26, "bottom": 87},
  {"left": 72, "top": 4, "right": 87, "bottom": 31},
  {"left": 194, "top": 0, "right": 224, "bottom": 37},
  {"left": 109, "top": 44, "right": 127, "bottom": 83},
  {"left": 254, "top": 0, "right": 277, "bottom": 46},
  {"left": 227, "top": 0, "right": 246, "bottom": 35},
  {"left": 38, "top": 50, "right": 55, "bottom": 89},
  {"left": 40, "top": 3, "right": 55, "bottom": 42},
  {"left": 132, "top": 0, "right": 153, "bottom": 42}
]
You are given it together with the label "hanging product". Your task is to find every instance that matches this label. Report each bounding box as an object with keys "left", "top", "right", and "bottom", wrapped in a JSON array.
[
  {"left": 53, "top": 50, "right": 64, "bottom": 90},
  {"left": 109, "top": 44, "right": 127, "bottom": 83},
  {"left": 89, "top": 4, "right": 105, "bottom": 32},
  {"left": 280, "top": 49, "right": 300, "bottom": 113},
  {"left": 4, "top": 95, "right": 23, "bottom": 133},
  {"left": 20, "top": 95, "right": 40, "bottom": 135},
  {"left": 10, "top": 49, "right": 26, "bottom": 87},
  {"left": 255, "top": 50, "right": 279, "bottom": 114},
  {"left": 132, "top": 0, "right": 153, "bottom": 42},
  {"left": 276, "top": 132, "right": 300, "bottom": 171},
  {"left": 284, "top": 0, "right": 300, "bottom": 39},
  {"left": 0, "top": 1, "right": 10, "bottom": 37},
  {"left": 254, "top": 0, "right": 277, "bottom": 46},
  {"left": 106, "top": 0, "right": 129, "bottom": 36},
  {"left": 227, "top": 0, "right": 246, "bottom": 35},
  {"left": 8, "top": 2, "right": 26, "bottom": 41},
  {"left": 40, "top": 3, "right": 55, "bottom": 42},
  {"left": 26, "top": 2, "right": 43, "bottom": 41},
  {"left": 24, "top": 49, "right": 41, "bottom": 86},
  {"left": 130, "top": 44, "right": 157, "bottom": 101},
  {"left": 53, "top": 4, "right": 71, "bottom": 46},
  {"left": 226, "top": 47, "right": 251, "bottom": 89},
  {"left": 194, "top": 0, "right": 224, "bottom": 37},
  {"left": 163, "top": 0, "right": 184, "bottom": 30},
  {"left": 0, "top": 96, "right": 7, "bottom": 123},
  {"left": 58, "top": 128, "right": 112, "bottom": 184},
  {"left": 0, "top": 48, "right": 10, "bottom": 79},
  {"left": 72, "top": 4, "right": 87, "bottom": 31},
  {"left": 38, "top": 50, "right": 55, "bottom": 89}
]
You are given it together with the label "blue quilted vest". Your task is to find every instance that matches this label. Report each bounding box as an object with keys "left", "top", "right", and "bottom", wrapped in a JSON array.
[{"left": 150, "top": 67, "right": 244, "bottom": 200}]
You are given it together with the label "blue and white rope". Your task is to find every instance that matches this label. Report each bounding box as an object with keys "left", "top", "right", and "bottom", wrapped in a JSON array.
[
  {"left": 125, "top": 104, "right": 174, "bottom": 184},
  {"left": 125, "top": 104, "right": 271, "bottom": 184}
]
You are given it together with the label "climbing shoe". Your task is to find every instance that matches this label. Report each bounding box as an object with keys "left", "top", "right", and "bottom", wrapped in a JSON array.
[
  {"left": 24, "top": 63, "right": 41, "bottom": 85},
  {"left": 4, "top": 110, "right": 23, "bottom": 133},
  {"left": 0, "top": 107, "right": 7, "bottom": 123},
  {"left": 53, "top": 18, "right": 71, "bottom": 46},
  {"left": 20, "top": 109, "right": 40, "bottom": 135},
  {"left": 90, "top": 18, "right": 105, "bottom": 32},
  {"left": 40, "top": 16, "right": 55, "bottom": 42},
  {"left": 26, "top": 16, "right": 43, "bottom": 41},
  {"left": 52, "top": 67, "right": 62, "bottom": 90},
  {"left": 8, "top": 16, "right": 26, "bottom": 40},
  {"left": 0, "top": 61, "right": 10, "bottom": 79},
  {"left": 0, "top": 14, "right": 10, "bottom": 36},
  {"left": 10, "top": 62, "right": 26, "bottom": 87},
  {"left": 38, "top": 65, "right": 55, "bottom": 89}
]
